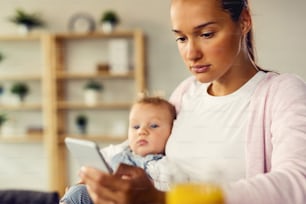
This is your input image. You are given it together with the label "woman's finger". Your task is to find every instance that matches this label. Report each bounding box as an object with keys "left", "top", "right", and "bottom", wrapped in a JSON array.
[{"left": 80, "top": 166, "right": 132, "bottom": 203}]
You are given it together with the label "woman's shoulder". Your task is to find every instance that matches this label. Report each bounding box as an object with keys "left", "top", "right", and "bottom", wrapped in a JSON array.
[
  {"left": 259, "top": 72, "right": 306, "bottom": 91},
  {"left": 254, "top": 72, "right": 306, "bottom": 101}
]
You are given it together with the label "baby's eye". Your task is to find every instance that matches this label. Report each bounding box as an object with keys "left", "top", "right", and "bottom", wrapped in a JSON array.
[
  {"left": 133, "top": 125, "right": 140, "bottom": 129},
  {"left": 200, "top": 32, "right": 215, "bottom": 39},
  {"left": 150, "top": 124, "right": 159, "bottom": 128}
]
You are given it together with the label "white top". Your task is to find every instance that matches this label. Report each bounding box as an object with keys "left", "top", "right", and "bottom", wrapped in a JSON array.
[{"left": 166, "top": 71, "right": 266, "bottom": 183}]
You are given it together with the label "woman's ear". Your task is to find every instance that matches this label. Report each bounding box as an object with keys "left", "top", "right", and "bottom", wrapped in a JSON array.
[{"left": 240, "top": 8, "right": 252, "bottom": 34}]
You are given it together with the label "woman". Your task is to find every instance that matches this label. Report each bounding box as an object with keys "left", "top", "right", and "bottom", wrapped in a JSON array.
[{"left": 80, "top": 0, "right": 306, "bottom": 203}]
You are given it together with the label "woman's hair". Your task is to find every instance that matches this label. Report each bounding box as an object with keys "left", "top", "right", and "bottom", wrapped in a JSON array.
[
  {"left": 135, "top": 96, "right": 177, "bottom": 121},
  {"left": 221, "top": 0, "right": 255, "bottom": 62},
  {"left": 221, "top": 0, "right": 268, "bottom": 72}
]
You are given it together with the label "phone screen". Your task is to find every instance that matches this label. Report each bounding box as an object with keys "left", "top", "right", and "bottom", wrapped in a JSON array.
[{"left": 65, "top": 137, "right": 113, "bottom": 173}]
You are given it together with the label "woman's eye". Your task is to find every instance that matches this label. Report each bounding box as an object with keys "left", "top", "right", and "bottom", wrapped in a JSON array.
[
  {"left": 175, "top": 36, "right": 186, "bottom": 43},
  {"left": 150, "top": 124, "right": 159, "bottom": 128},
  {"left": 133, "top": 125, "right": 140, "bottom": 129},
  {"left": 201, "top": 32, "right": 215, "bottom": 39}
]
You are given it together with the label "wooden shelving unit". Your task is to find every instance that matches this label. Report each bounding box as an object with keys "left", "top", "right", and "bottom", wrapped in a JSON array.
[
  {"left": 0, "top": 104, "right": 42, "bottom": 110},
  {"left": 0, "top": 30, "right": 146, "bottom": 196},
  {"left": 50, "top": 30, "right": 145, "bottom": 195},
  {"left": 56, "top": 71, "right": 134, "bottom": 79},
  {"left": 0, "top": 34, "right": 46, "bottom": 144},
  {"left": 0, "top": 134, "right": 43, "bottom": 143}
]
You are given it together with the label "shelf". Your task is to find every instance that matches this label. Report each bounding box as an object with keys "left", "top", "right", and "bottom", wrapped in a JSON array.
[
  {"left": 0, "top": 74, "right": 42, "bottom": 81},
  {"left": 57, "top": 101, "right": 132, "bottom": 110},
  {"left": 59, "top": 135, "right": 126, "bottom": 144},
  {"left": 0, "top": 134, "right": 43, "bottom": 143},
  {"left": 53, "top": 31, "right": 136, "bottom": 40},
  {"left": 56, "top": 71, "right": 134, "bottom": 80},
  {"left": 0, "top": 34, "right": 43, "bottom": 41},
  {"left": 0, "top": 103, "right": 42, "bottom": 111}
]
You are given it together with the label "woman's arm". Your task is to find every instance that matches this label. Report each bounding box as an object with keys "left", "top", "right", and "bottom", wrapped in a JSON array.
[
  {"left": 225, "top": 74, "right": 306, "bottom": 204},
  {"left": 80, "top": 164, "right": 165, "bottom": 204}
]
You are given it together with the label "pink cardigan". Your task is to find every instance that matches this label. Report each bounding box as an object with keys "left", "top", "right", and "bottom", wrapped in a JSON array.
[{"left": 169, "top": 72, "right": 306, "bottom": 204}]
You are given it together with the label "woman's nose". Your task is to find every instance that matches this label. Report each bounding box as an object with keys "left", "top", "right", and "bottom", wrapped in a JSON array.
[{"left": 186, "top": 40, "right": 202, "bottom": 61}]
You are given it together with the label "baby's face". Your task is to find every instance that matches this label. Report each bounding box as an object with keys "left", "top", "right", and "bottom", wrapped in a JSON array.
[{"left": 128, "top": 103, "right": 173, "bottom": 156}]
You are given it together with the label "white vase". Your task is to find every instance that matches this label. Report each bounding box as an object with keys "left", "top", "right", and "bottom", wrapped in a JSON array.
[
  {"left": 84, "top": 90, "right": 100, "bottom": 106},
  {"left": 101, "top": 22, "right": 114, "bottom": 33},
  {"left": 17, "top": 25, "right": 30, "bottom": 35},
  {"left": 0, "top": 120, "right": 15, "bottom": 137}
]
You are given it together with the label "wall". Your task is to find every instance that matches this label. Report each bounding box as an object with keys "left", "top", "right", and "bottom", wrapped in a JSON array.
[{"left": 0, "top": 0, "right": 305, "bottom": 190}]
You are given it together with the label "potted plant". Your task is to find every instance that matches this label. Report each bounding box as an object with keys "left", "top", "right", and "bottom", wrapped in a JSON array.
[
  {"left": 100, "top": 10, "right": 120, "bottom": 33},
  {"left": 0, "top": 113, "right": 8, "bottom": 136},
  {"left": 0, "top": 85, "right": 3, "bottom": 95},
  {"left": 10, "top": 82, "right": 29, "bottom": 103},
  {"left": 0, "top": 84, "right": 4, "bottom": 103},
  {"left": 83, "top": 80, "right": 103, "bottom": 106},
  {"left": 8, "top": 8, "right": 45, "bottom": 35},
  {"left": 0, "top": 52, "right": 4, "bottom": 63},
  {"left": 75, "top": 114, "right": 88, "bottom": 134},
  {"left": 0, "top": 113, "right": 7, "bottom": 127}
]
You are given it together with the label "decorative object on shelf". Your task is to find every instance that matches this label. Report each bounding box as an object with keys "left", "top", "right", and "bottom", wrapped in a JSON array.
[
  {"left": 0, "top": 52, "right": 4, "bottom": 63},
  {"left": 100, "top": 10, "right": 120, "bottom": 33},
  {"left": 8, "top": 8, "right": 45, "bottom": 35},
  {"left": 0, "top": 84, "right": 4, "bottom": 95},
  {"left": 0, "top": 116, "right": 16, "bottom": 137},
  {"left": 0, "top": 113, "right": 10, "bottom": 136},
  {"left": 0, "top": 113, "right": 7, "bottom": 136},
  {"left": 0, "top": 113, "right": 7, "bottom": 127},
  {"left": 26, "top": 126, "right": 44, "bottom": 137},
  {"left": 10, "top": 82, "right": 29, "bottom": 103},
  {"left": 83, "top": 80, "right": 103, "bottom": 106},
  {"left": 96, "top": 63, "right": 110, "bottom": 73},
  {"left": 75, "top": 114, "right": 88, "bottom": 134},
  {"left": 0, "top": 84, "right": 4, "bottom": 104},
  {"left": 68, "top": 12, "right": 95, "bottom": 33},
  {"left": 108, "top": 39, "right": 130, "bottom": 74}
]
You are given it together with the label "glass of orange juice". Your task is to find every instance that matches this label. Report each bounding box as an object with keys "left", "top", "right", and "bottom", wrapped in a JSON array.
[{"left": 166, "top": 183, "right": 224, "bottom": 204}]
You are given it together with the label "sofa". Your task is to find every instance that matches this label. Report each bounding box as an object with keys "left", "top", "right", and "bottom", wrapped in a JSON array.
[{"left": 0, "top": 189, "right": 59, "bottom": 204}]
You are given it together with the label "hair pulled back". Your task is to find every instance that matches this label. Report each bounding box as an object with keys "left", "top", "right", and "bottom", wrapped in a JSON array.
[{"left": 221, "top": 0, "right": 255, "bottom": 63}]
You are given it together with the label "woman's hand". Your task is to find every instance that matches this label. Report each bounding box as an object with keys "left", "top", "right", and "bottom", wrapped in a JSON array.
[{"left": 79, "top": 163, "right": 165, "bottom": 204}]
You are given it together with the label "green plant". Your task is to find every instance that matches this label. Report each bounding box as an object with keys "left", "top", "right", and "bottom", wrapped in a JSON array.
[
  {"left": 75, "top": 114, "right": 88, "bottom": 134},
  {"left": 9, "top": 8, "right": 45, "bottom": 29},
  {"left": 0, "top": 52, "right": 4, "bottom": 62},
  {"left": 84, "top": 80, "right": 103, "bottom": 91},
  {"left": 0, "top": 84, "right": 4, "bottom": 95},
  {"left": 100, "top": 10, "right": 120, "bottom": 25},
  {"left": 10, "top": 82, "right": 29, "bottom": 101},
  {"left": 0, "top": 113, "right": 7, "bottom": 126}
]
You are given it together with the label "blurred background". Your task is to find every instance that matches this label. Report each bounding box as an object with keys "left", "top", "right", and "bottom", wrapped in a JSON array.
[{"left": 0, "top": 0, "right": 305, "bottom": 194}]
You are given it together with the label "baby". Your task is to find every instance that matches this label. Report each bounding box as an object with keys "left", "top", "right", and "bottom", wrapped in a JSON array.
[{"left": 60, "top": 96, "right": 177, "bottom": 204}]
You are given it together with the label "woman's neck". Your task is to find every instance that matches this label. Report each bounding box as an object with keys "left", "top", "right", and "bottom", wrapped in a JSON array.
[{"left": 208, "top": 60, "right": 258, "bottom": 96}]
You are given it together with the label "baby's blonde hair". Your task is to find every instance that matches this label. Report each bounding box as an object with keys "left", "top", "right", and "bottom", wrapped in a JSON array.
[{"left": 134, "top": 95, "right": 177, "bottom": 121}]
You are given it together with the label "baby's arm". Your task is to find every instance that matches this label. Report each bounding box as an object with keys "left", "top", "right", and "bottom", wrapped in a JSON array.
[{"left": 60, "top": 184, "right": 93, "bottom": 204}]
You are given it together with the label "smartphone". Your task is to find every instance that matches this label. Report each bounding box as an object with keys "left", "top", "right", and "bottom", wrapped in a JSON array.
[{"left": 65, "top": 137, "right": 113, "bottom": 173}]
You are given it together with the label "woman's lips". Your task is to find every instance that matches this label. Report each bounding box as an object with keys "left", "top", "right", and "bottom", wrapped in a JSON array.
[{"left": 191, "top": 65, "right": 210, "bottom": 73}]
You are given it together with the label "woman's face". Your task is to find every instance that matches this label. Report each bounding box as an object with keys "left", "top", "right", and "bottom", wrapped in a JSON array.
[{"left": 171, "top": 0, "right": 247, "bottom": 84}]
